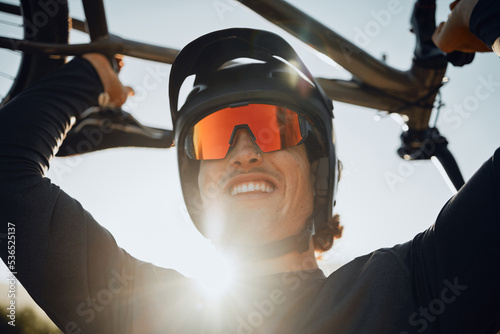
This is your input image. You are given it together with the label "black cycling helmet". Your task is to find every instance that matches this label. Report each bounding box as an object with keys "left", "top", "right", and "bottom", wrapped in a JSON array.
[{"left": 169, "top": 28, "right": 337, "bottom": 260}]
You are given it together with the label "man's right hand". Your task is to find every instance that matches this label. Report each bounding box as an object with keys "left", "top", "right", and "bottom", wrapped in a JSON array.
[
  {"left": 82, "top": 53, "right": 134, "bottom": 108},
  {"left": 432, "top": 0, "right": 492, "bottom": 53}
]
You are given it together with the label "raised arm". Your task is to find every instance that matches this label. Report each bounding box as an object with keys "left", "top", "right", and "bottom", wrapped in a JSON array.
[
  {"left": 0, "top": 56, "right": 138, "bottom": 332},
  {"left": 409, "top": 148, "right": 500, "bottom": 332}
]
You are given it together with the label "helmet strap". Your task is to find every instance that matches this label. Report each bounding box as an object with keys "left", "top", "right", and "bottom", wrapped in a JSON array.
[{"left": 238, "top": 218, "right": 315, "bottom": 262}]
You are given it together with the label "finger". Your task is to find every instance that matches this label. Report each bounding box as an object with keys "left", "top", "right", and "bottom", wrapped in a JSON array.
[
  {"left": 115, "top": 55, "right": 125, "bottom": 73},
  {"left": 125, "top": 86, "right": 135, "bottom": 97},
  {"left": 117, "top": 88, "right": 130, "bottom": 107},
  {"left": 435, "top": 21, "right": 445, "bottom": 34},
  {"left": 449, "top": 0, "right": 460, "bottom": 11},
  {"left": 432, "top": 21, "right": 446, "bottom": 46}
]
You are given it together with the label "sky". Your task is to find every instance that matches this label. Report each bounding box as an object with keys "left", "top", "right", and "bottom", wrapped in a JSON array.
[{"left": 1, "top": 0, "right": 500, "bottom": 313}]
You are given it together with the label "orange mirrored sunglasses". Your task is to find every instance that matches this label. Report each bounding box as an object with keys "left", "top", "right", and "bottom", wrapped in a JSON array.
[{"left": 185, "top": 104, "right": 309, "bottom": 160}]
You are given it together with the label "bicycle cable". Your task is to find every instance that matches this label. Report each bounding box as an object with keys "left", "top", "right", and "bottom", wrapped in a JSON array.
[{"left": 432, "top": 91, "right": 445, "bottom": 128}]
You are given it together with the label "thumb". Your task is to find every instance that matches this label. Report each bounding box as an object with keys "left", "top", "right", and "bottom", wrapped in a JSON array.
[
  {"left": 126, "top": 86, "right": 135, "bottom": 97},
  {"left": 432, "top": 21, "right": 446, "bottom": 48},
  {"left": 99, "top": 84, "right": 134, "bottom": 108}
]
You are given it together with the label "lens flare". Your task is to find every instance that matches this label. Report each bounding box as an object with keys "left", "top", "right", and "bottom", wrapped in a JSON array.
[{"left": 192, "top": 248, "right": 234, "bottom": 300}]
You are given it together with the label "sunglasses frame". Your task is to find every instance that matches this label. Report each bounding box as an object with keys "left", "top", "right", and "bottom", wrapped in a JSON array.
[{"left": 184, "top": 106, "right": 311, "bottom": 160}]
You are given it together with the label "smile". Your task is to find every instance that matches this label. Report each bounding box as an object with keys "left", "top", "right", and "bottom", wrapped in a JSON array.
[{"left": 230, "top": 181, "right": 275, "bottom": 196}]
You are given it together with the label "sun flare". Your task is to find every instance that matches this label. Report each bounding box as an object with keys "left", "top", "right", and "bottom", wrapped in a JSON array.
[{"left": 191, "top": 247, "right": 235, "bottom": 300}]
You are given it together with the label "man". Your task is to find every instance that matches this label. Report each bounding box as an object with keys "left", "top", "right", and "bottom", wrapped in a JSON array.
[
  {"left": 167, "top": 28, "right": 342, "bottom": 268},
  {"left": 0, "top": 19, "right": 499, "bottom": 334}
]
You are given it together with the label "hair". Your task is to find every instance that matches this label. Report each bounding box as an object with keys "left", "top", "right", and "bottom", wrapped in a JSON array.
[
  {"left": 312, "top": 159, "right": 344, "bottom": 253},
  {"left": 313, "top": 214, "right": 343, "bottom": 252}
]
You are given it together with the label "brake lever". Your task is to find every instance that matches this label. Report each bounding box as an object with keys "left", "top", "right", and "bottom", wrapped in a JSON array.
[
  {"left": 56, "top": 107, "right": 174, "bottom": 156},
  {"left": 397, "top": 127, "right": 465, "bottom": 191}
]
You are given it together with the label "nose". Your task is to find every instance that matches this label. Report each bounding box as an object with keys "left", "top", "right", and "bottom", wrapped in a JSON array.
[{"left": 228, "top": 129, "right": 263, "bottom": 168}]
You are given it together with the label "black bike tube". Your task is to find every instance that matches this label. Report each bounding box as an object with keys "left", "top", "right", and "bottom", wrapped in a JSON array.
[
  {"left": 1, "top": 0, "right": 68, "bottom": 105},
  {"left": 82, "top": 0, "right": 109, "bottom": 41},
  {"left": 434, "top": 145, "right": 466, "bottom": 191}
]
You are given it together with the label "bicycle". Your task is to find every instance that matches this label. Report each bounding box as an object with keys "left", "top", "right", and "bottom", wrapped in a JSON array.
[{"left": 0, "top": 0, "right": 487, "bottom": 192}]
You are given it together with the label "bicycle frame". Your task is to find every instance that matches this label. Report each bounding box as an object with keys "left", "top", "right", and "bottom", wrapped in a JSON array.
[
  {"left": 0, "top": 0, "right": 465, "bottom": 190},
  {"left": 0, "top": 0, "right": 442, "bottom": 128},
  {"left": 0, "top": 1, "right": 177, "bottom": 64},
  {"left": 237, "top": 0, "right": 447, "bottom": 129}
]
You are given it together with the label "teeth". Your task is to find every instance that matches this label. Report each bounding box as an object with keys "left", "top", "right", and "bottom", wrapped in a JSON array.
[{"left": 231, "top": 182, "right": 274, "bottom": 196}]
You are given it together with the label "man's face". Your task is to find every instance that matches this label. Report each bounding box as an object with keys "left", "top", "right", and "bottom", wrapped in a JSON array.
[{"left": 198, "top": 129, "right": 315, "bottom": 249}]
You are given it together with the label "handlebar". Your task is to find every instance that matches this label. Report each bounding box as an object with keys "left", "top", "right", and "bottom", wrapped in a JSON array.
[
  {"left": 399, "top": 0, "right": 466, "bottom": 191},
  {"left": 411, "top": 0, "right": 447, "bottom": 64},
  {"left": 398, "top": 128, "right": 465, "bottom": 191},
  {"left": 412, "top": 0, "right": 475, "bottom": 67}
]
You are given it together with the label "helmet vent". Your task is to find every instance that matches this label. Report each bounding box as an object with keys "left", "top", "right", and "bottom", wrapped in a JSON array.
[
  {"left": 272, "top": 55, "right": 315, "bottom": 88},
  {"left": 178, "top": 74, "right": 197, "bottom": 111},
  {"left": 218, "top": 57, "right": 266, "bottom": 71}
]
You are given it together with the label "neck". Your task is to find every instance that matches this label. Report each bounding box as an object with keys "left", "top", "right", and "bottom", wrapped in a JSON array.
[{"left": 232, "top": 240, "right": 319, "bottom": 277}]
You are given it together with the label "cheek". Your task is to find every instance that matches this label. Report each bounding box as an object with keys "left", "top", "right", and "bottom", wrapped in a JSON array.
[
  {"left": 283, "top": 149, "right": 314, "bottom": 201},
  {"left": 295, "top": 169, "right": 315, "bottom": 215},
  {"left": 296, "top": 168, "right": 314, "bottom": 203},
  {"left": 198, "top": 161, "right": 218, "bottom": 202},
  {"left": 198, "top": 161, "right": 229, "bottom": 202}
]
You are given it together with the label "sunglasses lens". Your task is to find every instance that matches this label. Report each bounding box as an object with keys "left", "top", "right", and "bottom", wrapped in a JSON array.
[{"left": 188, "top": 104, "right": 305, "bottom": 160}]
